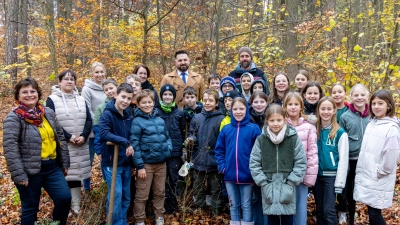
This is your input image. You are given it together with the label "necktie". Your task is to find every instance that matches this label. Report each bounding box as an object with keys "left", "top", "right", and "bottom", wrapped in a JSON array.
[{"left": 181, "top": 72, "right": 187, "bottom": 84}]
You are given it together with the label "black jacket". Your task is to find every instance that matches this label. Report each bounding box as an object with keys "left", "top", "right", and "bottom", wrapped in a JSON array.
[
  {"left": 188, "top": 108, "right": 225, "bottom": 172},
  {"left": 249, "top": 106, "right": 267, "bottom": 130},
  {"left": 157, "top": 104, "right": 185, "bottom": 157}
]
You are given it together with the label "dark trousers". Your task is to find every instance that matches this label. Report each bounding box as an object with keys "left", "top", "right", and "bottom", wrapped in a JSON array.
[
  {"left": 314, "top": 176, "right": 338, "bottom": 225},
  {"left": 83, "top": 138, "right": 95, "bottom": 190},
  {"left": 192, "top": 169, "right": 222, "bottom": 213},
  {"left": 165, "top": 156, "right": 182, "bottom": 213},
  {"left": 336, "top": 159, "right": 357, "bottom": 225},
  {"left": 368, "top": 206, "right": 386, "bottom": 225},
  {"left": 267, "top": 215, "right": 293, "bottom": 225},
  {"left": 15, "top": 160, "right": 71, "bottom": 225}
]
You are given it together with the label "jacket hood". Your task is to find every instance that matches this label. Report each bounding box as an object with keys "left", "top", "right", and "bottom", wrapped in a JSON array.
[
  {"left": 286, "top": 117, "right": 308, "bottom": 127},
  {"left": 105, "top": 99, "right": 130, "bottom": 119},
  {"left": 262, "top": 124, "right": 297, "bottom": 137},
  {"left": 240, "top": 73, "right": 254, "bottom": 94},
  {"left": 373, "top": 116, "right": 400, "bottom": 127},
  {"left": 84, "top": 79, "right": 103, "bottom": 91},
  {"left": 50, "top": 85, "right": 82, "bottom": 116},
  {"left": 235, "top": 62, "right": 257, "bottom": 73},
  {"left": 348, "top": 103, "right": 370, "bottom": 118},
  {"left": 230, "top": 103, "right": 251, "bottom": 127},
  {"left": 250, "top": 79, "right": 267, "bottom": 95}
]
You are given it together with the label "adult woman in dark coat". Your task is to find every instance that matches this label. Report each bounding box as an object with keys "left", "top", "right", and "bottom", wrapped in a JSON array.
[{"left": 3, "top": 77, "right": 71, "bottom": 225}]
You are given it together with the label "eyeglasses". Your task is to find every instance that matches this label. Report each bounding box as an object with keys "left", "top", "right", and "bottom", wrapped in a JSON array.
[{"left": 20, "top": 90, "right": 38, "bottom": 96}]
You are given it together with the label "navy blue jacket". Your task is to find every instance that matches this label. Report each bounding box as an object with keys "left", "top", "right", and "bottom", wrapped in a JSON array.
[
  {"left": 215, "top": 107, "right": 261, "bottom": 183},
  {"left": 188, "top": 108, "right": 225, "bottom": 172},
  {"left": 157, "top": 104, "right": 185, "bottom": 157},
  {"left": 228, "top": 63, "right": 270, "bottom": 95},
  {"left": 130, "top": 108, "right": 172, "bottom": 169},
  {"left": 99, "top": 99, "right": 133, "bottom": 167}
]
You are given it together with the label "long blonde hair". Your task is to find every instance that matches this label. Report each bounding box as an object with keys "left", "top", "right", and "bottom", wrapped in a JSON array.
[{"left": 316, "top": 96, "right": 340, "bottom": 139}]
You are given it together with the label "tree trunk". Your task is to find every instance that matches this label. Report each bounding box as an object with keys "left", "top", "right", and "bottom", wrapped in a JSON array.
[
  {"left": 18, "top": 0, "right": 31, "bottom": 77},
  {"left": 142, "top": 3, "right": 149, "bottom": 64},
  {"left": 212, "top": 0, "right": 223, "bottom": 73},
  {"left": 5, "top": 0, "right": 19, "bottom": 83},
  {"left": 284, "top": 0, "right": 299, "bottom": 80},
  {"left": 41, "top": 0, "right": 59, "bottom": 77},
  {"left": 156, "top": 0, "right": 166, "bottom": 74}
]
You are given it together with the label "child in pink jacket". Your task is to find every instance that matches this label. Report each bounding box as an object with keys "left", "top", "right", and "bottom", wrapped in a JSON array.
[{"left": 284, "top": 91, "right": 318, "bottom": 225}]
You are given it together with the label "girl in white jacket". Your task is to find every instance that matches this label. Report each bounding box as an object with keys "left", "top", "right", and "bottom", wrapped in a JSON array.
[{"left": 353, "top": 90, "right": 400, "bottom": 225}]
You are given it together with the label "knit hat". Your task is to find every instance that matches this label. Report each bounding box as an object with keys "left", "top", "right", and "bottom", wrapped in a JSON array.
[
  {"left": 160, "top": 84, "right": 176, "bottom": 101},
  {"left": 238, "top": 47, "right": 253, "bottom": 59},
  {"left": 220, "top": 76, "right": 236, "bottom": 93},
  {"left": 223, "top": 90, "right": 241, "bottom": 102}
]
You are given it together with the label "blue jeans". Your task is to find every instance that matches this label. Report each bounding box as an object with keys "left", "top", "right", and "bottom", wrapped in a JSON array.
[
  {"left": 15, "top": 160, "right": 71, "bottom": 225},
  {"left": 83, "top": 138, "right": 95, "bottom": 190},
  {"left": 314, "top": 176, "right": 338, "bottom": 225},
  {"left": 267, "top": 215, "right": 293, "bottom": 225},
  {"left": 293, "top": 183, "right": 308, "bottom": 225},
  {"left": 104, "top": 166, "right": 131, "bottom": 225},
  {"left": 225, "top": 182, "right": 253, "bottom": 222},
  {"left": 253, "top": 186, "right": 268, "bottom": 225}
]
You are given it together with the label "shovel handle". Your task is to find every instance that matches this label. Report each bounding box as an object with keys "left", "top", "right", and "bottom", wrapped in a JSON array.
[{"left": 106, "top": 142, "right": 119, "bottom": 225}]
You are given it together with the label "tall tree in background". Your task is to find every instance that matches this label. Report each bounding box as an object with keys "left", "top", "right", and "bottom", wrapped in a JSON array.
[{"left": 4, "top": 0, "right": 19, "bottom": 83}]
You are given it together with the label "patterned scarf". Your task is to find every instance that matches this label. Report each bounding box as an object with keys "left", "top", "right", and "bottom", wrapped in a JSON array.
[{"left": 12, "top": 100, "right": 46, "bottom": 126}]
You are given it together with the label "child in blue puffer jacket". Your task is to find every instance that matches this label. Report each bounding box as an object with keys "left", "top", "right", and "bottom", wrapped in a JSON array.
[
  {"left": 130, "top": 89, "right": 172, "bottom": 225},
  {"left": 215, "top": 97, "right": 261, "bottom": 224}
]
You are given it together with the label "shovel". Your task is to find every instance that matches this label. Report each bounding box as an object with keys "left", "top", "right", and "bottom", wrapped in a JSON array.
[{"left": 106, "top": 141, "right": 119, "bottom": 225}]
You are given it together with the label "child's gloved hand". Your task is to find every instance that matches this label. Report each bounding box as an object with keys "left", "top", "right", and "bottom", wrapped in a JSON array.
[
  {"left": 185, "top": 138, "right": 194, "bottom": 148},
  {"left": 181, "top": 148, "right": 188, "bottom": 162}
]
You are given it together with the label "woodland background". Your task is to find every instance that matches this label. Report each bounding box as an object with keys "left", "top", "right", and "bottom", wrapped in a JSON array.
[{"left": 0, "top": 0, "right": 400, "bottom": 224}]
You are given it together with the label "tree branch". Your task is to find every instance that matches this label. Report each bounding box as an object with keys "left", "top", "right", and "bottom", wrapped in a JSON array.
[
  {"left": 107, "top": 0, "right": 144, "bottom": 17},
  {"left": 146, "top": 0, "right": 181, "bottom": 32}
]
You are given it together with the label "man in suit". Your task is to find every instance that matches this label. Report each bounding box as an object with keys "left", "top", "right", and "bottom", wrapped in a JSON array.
[{"left": 161, "top": 50, "right": 206, "bottom": 108}]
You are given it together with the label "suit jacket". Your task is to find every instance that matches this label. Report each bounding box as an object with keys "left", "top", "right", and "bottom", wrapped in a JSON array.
[{"left": 160, "top": 70, "right": 205, "bottom": 108}]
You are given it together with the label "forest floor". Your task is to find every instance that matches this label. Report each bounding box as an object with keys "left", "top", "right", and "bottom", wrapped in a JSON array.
[{"left": 2, "top": 153, "right": 400, "bottom": 225}]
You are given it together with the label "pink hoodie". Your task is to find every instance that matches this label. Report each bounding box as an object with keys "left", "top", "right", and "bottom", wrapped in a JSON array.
[{"left": 287, "top": 117, "right": 318, "bottom": 186}]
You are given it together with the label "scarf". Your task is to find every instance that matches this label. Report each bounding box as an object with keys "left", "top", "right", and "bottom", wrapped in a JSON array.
[
  {"left": 266, "top": 124, "right": 287, "bottom": 144},
  {"left": 12, "top": 100, "right": 46, "bottom": 126},
  {"left": 348, "top": 103, "right": 369, "bottom": 117},
  {"left": 160, "top": 101, "right": 176, "bottom": 113}
]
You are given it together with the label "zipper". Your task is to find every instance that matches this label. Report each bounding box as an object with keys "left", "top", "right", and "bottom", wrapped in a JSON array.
[
  {"left": 276, "top": 144, "right": 279, "bottom": 172},
  {"left": 235, "top": 121, "right": 240, "bottom": 183}
]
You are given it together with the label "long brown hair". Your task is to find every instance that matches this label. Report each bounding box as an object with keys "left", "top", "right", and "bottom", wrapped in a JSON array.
[
  {"left": 316, "top": 96, "right": 340, "bottom": 139},
  {"left": 269, "top": 72, "right": 290, "bottom": 104}
]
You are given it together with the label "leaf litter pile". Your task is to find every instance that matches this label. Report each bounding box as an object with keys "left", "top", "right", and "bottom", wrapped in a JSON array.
[{"left": 1, "top": 147, "right": 400, "bottom": 224}]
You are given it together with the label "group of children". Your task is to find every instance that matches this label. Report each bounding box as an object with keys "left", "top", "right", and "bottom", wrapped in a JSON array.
[{"left": 94, "top": 70, "right": 400, "bottom": 225}]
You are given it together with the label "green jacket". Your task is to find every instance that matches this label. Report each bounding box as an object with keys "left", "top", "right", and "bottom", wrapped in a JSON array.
[
  {"left": 250, "top": 125, "right": 307, "bottom": 215},
  {"left": 339, "top": 110, "right": 369, "bottom": 158},
  {"left": 93, "top": 98, "right": 111, "bottom": 125}
]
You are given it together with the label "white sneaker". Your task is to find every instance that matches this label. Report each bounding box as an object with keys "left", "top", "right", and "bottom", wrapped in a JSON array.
[
  {"left": 338, "top": 211, "right": 347, "bottom": 224},
  {"left": 136, "top": 223, "right": 145, "bottom": 225},
  {"left": 156, "top": 217, "right": 164, "bottom": 225}
]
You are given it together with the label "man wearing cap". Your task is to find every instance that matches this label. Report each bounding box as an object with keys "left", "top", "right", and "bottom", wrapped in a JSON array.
[
  {"left": 161, "top": 50, "right": 206, "bottom": 109},
  {"left": 228, "top": 47, "right": 270, "bottom": 95}
]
